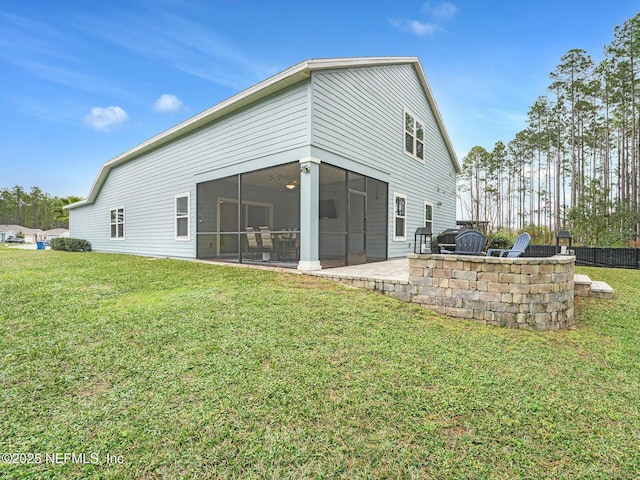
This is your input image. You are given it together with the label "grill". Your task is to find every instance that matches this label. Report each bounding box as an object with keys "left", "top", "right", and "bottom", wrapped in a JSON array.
[{"left": 437, "top": 228, "right": 465, "bottom": 249}]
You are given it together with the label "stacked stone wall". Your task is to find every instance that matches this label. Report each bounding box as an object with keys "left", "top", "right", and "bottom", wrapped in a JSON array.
[{"left": 408, "top": 254, "right": 575, "bottom": 331}]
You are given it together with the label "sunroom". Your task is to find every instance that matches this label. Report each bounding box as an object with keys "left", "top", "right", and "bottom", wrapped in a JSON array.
[{"left": 195, "top": 161, "right": 388, "bottom": 269}]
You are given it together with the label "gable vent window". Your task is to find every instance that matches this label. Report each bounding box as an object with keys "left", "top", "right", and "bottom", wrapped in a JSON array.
[
  {"left": 110, "top": 207, "right": 125, "bottom": 240},
  {"left": 175, "top": 193, "right": 190, "bottom": 241},
  {"left": 404, "top": 110, "right": 424, "bottom": 161}
]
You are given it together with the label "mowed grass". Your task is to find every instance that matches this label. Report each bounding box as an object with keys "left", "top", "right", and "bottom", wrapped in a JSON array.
[{"left": 0, "top": 249, "right": 639, "bottom": 479}]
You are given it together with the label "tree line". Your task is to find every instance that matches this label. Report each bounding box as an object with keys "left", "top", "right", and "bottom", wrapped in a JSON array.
[
  {"left": 0, "top": 185, "right": 82, "bottom": 230},
  {"left": 458, "top": 13, "right": 640, "bottom": 247}
]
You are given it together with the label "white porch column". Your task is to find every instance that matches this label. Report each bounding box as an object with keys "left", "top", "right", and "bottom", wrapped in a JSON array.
[{"left": 297, "top": 157, "right": 322, "bottom": 271}]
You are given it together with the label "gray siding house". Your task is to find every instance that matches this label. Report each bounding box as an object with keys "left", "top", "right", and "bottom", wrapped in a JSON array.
[{"left": 68, "top": 57, "right": 460, "bottom": 270}]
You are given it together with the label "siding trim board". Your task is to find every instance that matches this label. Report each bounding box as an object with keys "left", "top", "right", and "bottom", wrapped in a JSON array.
[
  {"left": 193, "top": 146, "right": 312, "bottom": 185},
  {"left": 310, "top": 146, "right": 391, "bottom": 184}
]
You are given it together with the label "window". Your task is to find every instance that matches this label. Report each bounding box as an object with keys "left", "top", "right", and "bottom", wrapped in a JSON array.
[
  {"left": 424, "top": 202, "right": 433, "bottom": 230},
  {"left": 175, "top": 193, "right": 190, "bottom": 241},
  {"left": 404, "top": 110, "right": 424, "bottom": 161},
  {"left": 393, "top": 193, "right": 407, "bottom": 241},
  {"left": 110, "top": 207, "right": 125, "bottom": 240}
]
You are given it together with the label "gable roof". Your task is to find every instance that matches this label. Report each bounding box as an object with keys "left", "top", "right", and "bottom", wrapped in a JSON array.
[
  {"left": 67, "top": 57, "right": 459, "bottom": 210},
  {"left": 0, "top": 225, "right": 45, "bottom": 235}
]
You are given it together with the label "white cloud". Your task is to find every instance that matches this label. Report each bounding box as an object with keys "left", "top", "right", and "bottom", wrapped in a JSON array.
[
  {"left": 152, "top": 94, "right": 186, "bottom": 113},
  {"left": 83, "top": 106, "right": 128, "bottom": 132},
  {"left": 422, "top": 2, "right": 458, "bottom": 21},
  {"left": 390, "top": 18, "right": 444, "bottom": 36},
  {"left": 408, "top": 20, "right": 444, "bottom": 36},
  {"left": 391, "top": 1, "right": 456, "bottom": 37}
]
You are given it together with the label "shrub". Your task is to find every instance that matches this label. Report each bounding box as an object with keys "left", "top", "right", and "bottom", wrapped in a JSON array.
[
  {"left": 49, "top": 237, "right": 91, "bottom": 252},
  {"left": 66, "top": 238, "right": 92, "bottom": 252},
  {"left": 487, "top": 235, "right": 511, "bottom": 250},
  {"left": 49, "top": 238, "right": 66, "bottom": 250}
]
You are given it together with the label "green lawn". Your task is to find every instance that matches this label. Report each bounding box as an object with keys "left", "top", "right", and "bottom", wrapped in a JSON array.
[{"left": 1, "top": 249, "right": 639, "bottom": 479}]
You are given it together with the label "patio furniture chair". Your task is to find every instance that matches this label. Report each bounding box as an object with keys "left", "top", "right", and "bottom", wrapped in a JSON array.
[
  {"left": 246, "top": 227, "right": 262, "bottom": 259},
  {"left": 487, "top": 232, "right": 531, "bottom": 258},
  {"left": 440, "top": 230, "right": 487, "bottom": 255},
  {"left": 282, "top": 230, "right": 300, "bottom": 262},
  {"left": 258, "top": 226, "right": 274, "bottom": 261}
]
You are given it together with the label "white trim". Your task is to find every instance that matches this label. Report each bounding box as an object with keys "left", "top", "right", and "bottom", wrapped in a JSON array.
[
  {"left": 297, "top": 260, "right": 322, "bottom": 271},
  {"left": 299, "top": 156, "right": 321, "bottom": 164},
  {"left": 424, "top": 201, "right": 434, "bottom": 229},
  {"left": 411, "top": 60, "right": 460, "bottom": 172},
  {"left": 175, "top": 192, "right": 191, "bottom": 241},
  {"left": 404, "top": 108, "right": 425, "bottom": 163},
  {"left": 393, "top": 193, "right": 407, "bottom": 241},
  {"left": 109, "top": 206, "right": 125, "bottom": 240}
]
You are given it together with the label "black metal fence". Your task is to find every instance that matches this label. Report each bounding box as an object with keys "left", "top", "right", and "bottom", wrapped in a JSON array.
[{"left": 523, "top": 245, "right": 640, "bottom": 270}]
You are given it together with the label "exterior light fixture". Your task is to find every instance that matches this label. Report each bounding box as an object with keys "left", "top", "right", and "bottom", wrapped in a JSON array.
[
  {"left": 556, "top": 230, "right": 573, "bottom": 255},
  {"left": 414, "top": 226, "right": 433, "bottom": 254}
]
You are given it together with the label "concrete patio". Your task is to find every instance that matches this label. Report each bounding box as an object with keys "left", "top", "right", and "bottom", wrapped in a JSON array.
[{"left": 309, "top": 258, "right": 410, "bottom": 282}]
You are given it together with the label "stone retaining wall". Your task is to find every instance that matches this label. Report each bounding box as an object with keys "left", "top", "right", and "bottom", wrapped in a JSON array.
[{"left": 408, "top": 254, "right": 575, "bottom": 330}]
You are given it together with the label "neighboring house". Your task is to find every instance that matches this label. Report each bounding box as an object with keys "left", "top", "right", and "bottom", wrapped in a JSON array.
[
  {"left": 0, "top": 225, "right": 45, "bottom": 243},
  {"left": 44, "top": 228, "right": 70, "bottom": 240},
  {"left": 68, "top": 57, "right": 460, "bottom": 270},
  {"left": 0, "top": 227, "right": 16, "bottom": 242}
]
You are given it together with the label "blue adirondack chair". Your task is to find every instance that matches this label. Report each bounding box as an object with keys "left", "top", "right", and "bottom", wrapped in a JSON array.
[
  {"left": 487, "top": 232, "right": 531, "bottom": 258},
  {"left": 441, "top": 230, "right": 487, "bottom": 255}
]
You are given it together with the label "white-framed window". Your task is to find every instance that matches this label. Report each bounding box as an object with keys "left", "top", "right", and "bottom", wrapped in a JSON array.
[
  {"left": 175, "top": 193, "right": 190, "bottom": 241},
  {"left": 404, "top": 109, "right": 424, "bottom": 162},
  {"left": 393, "top": 193, "right": 407, "bottom": 241},
  {"left": 110, "top": 206, "right": 125, "bottom": 240},
  {"left": 424, "top": 202, "right": 433, "bottom": 230}
]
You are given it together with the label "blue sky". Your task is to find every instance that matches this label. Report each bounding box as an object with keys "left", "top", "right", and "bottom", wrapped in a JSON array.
[{"left": 1, "top": 0, "right": 638, "bottom": 198}]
